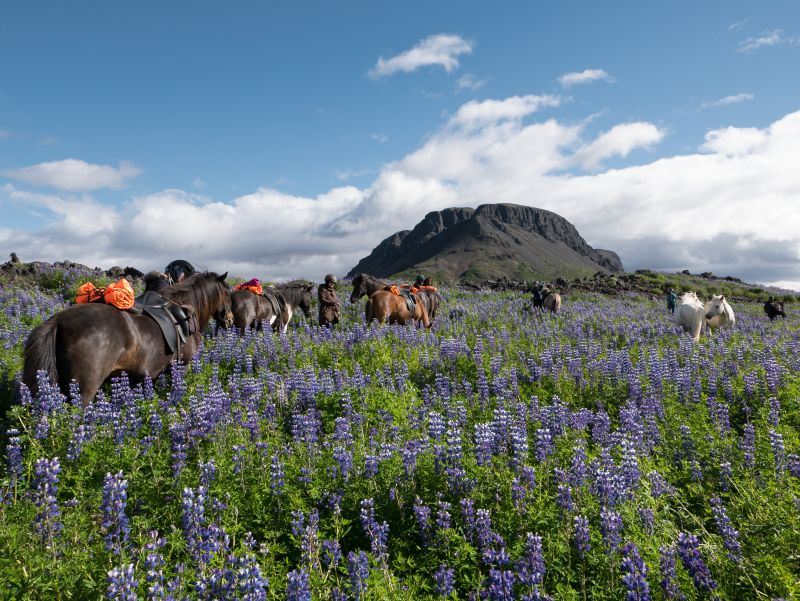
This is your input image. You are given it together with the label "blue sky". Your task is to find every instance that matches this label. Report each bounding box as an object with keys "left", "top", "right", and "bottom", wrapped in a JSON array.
[{"left": 1, "top": 1, "right": 799, "bottom": 286}]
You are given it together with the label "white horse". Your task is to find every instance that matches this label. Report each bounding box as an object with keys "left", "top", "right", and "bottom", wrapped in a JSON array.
[
  {"left": 704, "top": 294, "right": 735, "bottom": 333},
  {"left": 672, "top": 291, "right": 706, "bottom": 342}
]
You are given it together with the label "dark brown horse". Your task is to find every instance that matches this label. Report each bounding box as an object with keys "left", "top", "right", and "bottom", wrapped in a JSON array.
[
  {"left": 764, "top": 299, "right": 786, "bottom": 320},
  {"left": 227, "top": 289, "right": 282, "bottom": 333},
  {"left": 349, "top": 273, "right": 430, "bottom": 327},
  {"left": 23, "top": 271, "right": 231, "bottom": 407}
]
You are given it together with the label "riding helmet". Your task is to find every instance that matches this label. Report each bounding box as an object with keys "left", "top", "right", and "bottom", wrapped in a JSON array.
[{"left": 325, "top": 274, "right": 337, "bottom": 285}]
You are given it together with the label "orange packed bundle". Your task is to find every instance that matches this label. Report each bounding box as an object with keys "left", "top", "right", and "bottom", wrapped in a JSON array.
[
  {"left": 389, "top": 285, "right": 401, "bottom": 296},
  {"left": 234, "top": 278, "right": 263, "bottom": 296},
  {"left": 103, "top": 278, "right": 135, "bottom": 310},
  {"left": 76, "top": 281, "right": 105, "bottom": 304},
  {"left": 419, "top": 285, "right": 438, "bottom": 292}
]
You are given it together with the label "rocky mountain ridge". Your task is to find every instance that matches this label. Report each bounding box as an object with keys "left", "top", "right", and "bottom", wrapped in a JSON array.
[{"left": 348, "top": 203, "right": 623, "bottom": 282}]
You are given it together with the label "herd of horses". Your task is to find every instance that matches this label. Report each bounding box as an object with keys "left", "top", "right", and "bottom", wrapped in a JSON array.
[{"left": 19, "top": 268, "right": 789, "bottom": 407}]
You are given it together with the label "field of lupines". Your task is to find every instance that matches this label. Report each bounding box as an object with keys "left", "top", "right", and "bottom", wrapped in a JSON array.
[{"left": 1, "top": 273, "right": 799, "bottom": 600}]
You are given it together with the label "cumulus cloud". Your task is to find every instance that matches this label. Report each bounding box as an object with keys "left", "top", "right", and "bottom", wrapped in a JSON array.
[
  {"left": 572, "top": 122, "right": 665, "bottom": 169},
  {"left": 368, "top": 34, "right": 473, "bottom": 78},
  {"left": 699, "top": 93, "right": 754, "bottom": 110},
  {"left": 3, "top": 102, "right": 800, "bottom": 288},
  {"left": 447, "top": 94, "right": 561, "bottom": 129},
  {"left": 558, "top": 68, "right": 614, "bottom": 87},
  {"left": 3, "top": 159, "right": 141, "bottom": 191}
]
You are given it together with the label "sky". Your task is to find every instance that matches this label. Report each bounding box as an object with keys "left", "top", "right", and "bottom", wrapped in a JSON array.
[{"left": 1, "top": 1, "right": 799, "bottom": 287}]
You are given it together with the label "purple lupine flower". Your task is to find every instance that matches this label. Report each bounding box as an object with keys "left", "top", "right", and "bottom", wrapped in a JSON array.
[
  {"left": 556, "top": 484, "right": 574, "bottom": 514},
  {"left": 637, "top": 508, "right": 655, "bottom": 535},
  {"left": 710, "top": 497, "right": 741, "bottom": 563},
  {"left": 658, "top": 545, "right": 684, "bottom": 600},
  {"left": 32, "top": 456, "right": 62, "bottom": 543},
  {"left": 768, "top": 397, "right": 781, "bottom": 427},
  {"left": 286, "top": 568, "right": 311, "bottom": 601},
  {"left": 485, "top": 568, "right": 515, "bottom": 601},
  {"left": 621, "top": 437, "right": 640, "bottom": 495},
  {"left": 534, "top": 428, "right": 553, "bottom": 462},
  {"left": 475, "top": 423, "right": 495, "bottom": 466},
  {"left": 569, "top": 444, "right": 588, "bottom": 488},
  {"left": 107, "top": 563, "right": 138, "bottom": 601},
  {"left": 573, "top": 516, "right": 590, "bottom": 558},
  {"left": 181, "top": 486, "right": 206, "bottom": 561},
  {"left": 740, "top": 424, "right": 756, "bottom": 469},
  {"left": 620, "top": 542, "right": 651, "bottom": 600},
  {"left": 5, "top": 428, "right": 23, "bottom": 488},
  {"left": 322, "top": 539, "right": 342, "bottom": 568},
  {"left": 719, "top": 461, "right": 733, "bottom": 492},
  {"left": 788, "top": 454, "right": 800, "bottom": 478},
  {"left": 100, "top": 471, "right": 130, "bottom": 555},
  {"left": 437, "top": 501, "right": 452, "bottom": 530},
  {"left": 270, "top": 454, "right": 285, "bottom": 495},
  {"left": 414, "top": 499, "right": 432, "bottom": 543},
  {"left": 600, "top": 507, "right": 623, "bottom": 553},
  {"left": 360, "top": 498, "right": 389, "bottom": 563},
  {"left": 461, "top": 498, "right": 476, "bottom": 543},
  {"left": 647, "top": 471, "right": 675, "bottom": 498},
  {"left": 347, "top": 550, "right": 370, "bottom": 601},
  {"left": 434, "top": 564, "right": 455, "bottom": 597},
  {"left": 516, "top": 532, "right": 545, "bottom": 587},
  {"left": 770, "top": 430, "right": 785, "bottom": 477},
  {"left": 143, "top": 530, "right": 166, "bottom": 600},
  {"left": 676, "top": 532, "right": 717, "bottom": 594},
  {"left": 237, "top": 552, "right": 269, "bottom": 600}
]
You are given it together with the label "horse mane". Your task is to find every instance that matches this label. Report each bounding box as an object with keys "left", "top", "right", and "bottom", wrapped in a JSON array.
[
  {"left": 274, "top": 280, "right": 313, "bottom": 306},
  {"left": 161, "top": 271, "right": 228, "bottom": 320}
]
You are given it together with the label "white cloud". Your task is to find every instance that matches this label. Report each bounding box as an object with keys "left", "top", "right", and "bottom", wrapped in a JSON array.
[
  {"left": 447, "top": 94, "right": 561, "bottom": 129},
  {"left": 370, "top": 132, "right": 388, "bottom": 144},
  {"left": 572, "top": 122, "right": 665, "bottom": 169},
  {"left": 192, "top": 178, "right": 207, "bottom": 190},
  {"left": 728, "top": 17, "right": 750, "bottom": 32},
  {"left": 3, "top": 103, "right": 800, "bottom": 288},
  {"left": 699, "top": 93, "right": 754, "bottom": 110},
  {"left": 0, "top": 130, "right": 11, "bottom": 139},
  {"left": 737, "top": 29, "right": 798, "bottom": 53},
  {"left": 3, "top": 159, "right": 141, "bottom": 191},
  {"left": 456, "top": 73, "right": 487, "bottom": 91},
  {"left": 700, "top": 126, "right": 767, "bottom": 156},
  {"left": 558, "top": 69, "right": 614, "bottom": 87},
  {"left": 368, "top": 34, "right": 473, "bottom": 78}
]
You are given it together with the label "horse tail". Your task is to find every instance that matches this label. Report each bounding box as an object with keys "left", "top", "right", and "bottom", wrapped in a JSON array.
[
  {"left": 23, "top": 318, "right": 60, "bottom": 394},
  {"left": 365, "top": 298, "right": 373, "bottom": 324}
]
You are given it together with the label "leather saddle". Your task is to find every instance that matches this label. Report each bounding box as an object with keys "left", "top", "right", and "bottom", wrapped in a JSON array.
[
  {"left": 262, "top": 290, "right": 284, "bottom": 318},
  {"left": 399, "top": 288, "right": 417, "bottom": 313},
  {"left": 131, "top": 290, "right": 193, "bottom": 355}
]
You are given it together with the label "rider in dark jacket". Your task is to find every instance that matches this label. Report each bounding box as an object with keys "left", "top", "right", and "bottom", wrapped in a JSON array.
[{"left": 318, "top": 274, "right": 340, "bottom": 327}]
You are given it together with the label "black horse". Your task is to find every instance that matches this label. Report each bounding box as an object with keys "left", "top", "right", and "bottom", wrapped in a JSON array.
[{"left": 764, "top": 298, "right": 786, "bottom": 320}]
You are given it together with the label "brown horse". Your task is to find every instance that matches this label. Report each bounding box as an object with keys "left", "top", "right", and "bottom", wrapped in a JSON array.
[
  {"left": 23, "top": 271, "right": 231, "bottom": 407},
  {"left": 350, "top": 273, "right": 430, "bottom": 327}
]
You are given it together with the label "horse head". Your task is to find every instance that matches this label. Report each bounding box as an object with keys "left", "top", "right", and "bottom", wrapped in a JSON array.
[
  {"left": 350, "top": 274, "right": 365, "bottom": 304},
  {"left": 300, "top": 283, "right": 314, "bottom": 319},
  {"left": 705, "top": 294, "right": 726, "bottom": 320}
]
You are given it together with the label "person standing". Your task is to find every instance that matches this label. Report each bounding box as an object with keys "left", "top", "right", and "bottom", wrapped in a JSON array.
[
  {"left": 666, "top": 289, "right": 677, "bottom": 314},
  {"left": 318, "top": 274, "right": 340, "bottom": 327}
]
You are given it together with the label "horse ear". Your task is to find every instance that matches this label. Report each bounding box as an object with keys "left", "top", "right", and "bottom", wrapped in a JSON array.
[
  {"left": 218, "top": 272, "right": 228, "bottom": 283},
  {"left": 720, "top": 295, "right": 725, "bottom": 301}
]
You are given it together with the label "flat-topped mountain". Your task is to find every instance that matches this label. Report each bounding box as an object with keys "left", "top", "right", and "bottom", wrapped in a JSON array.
[{"left": 347, "top": 203, "right": 623, "bottom": 282}]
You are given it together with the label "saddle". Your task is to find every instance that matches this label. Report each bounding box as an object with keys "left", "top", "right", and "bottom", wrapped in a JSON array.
[
  {"left": 399, "top": 288, "right": 417, "bottom": 313},
  {"left": 131, "top": 290, "right": 196, "bottom": 355},
  {"left": 262, "top": 290, "right": 283, "bottom": 317}
]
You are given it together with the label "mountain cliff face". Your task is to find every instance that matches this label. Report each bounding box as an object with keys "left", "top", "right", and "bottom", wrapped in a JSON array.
[{"left": 347, "top": 203, "right": 623, "bottom": 282}]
